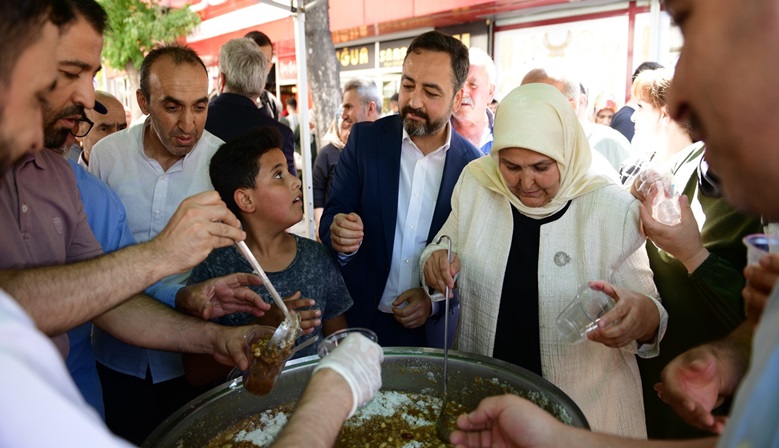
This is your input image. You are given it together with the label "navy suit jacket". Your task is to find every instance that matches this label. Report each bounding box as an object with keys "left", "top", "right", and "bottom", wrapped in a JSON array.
[
  {"left": 205, "top": 92, "right": 296, "bottom": 176},
  {"left": 320, "top": 114, "right": 481, "bottom": 345}
]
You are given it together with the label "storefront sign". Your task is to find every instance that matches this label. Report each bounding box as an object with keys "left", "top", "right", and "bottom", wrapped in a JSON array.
[
  {"left": 336, "top": 45, "right": 375, "bottom": 70},
  {"left": 378, "top": 38, "right": 414, "bottom": 69},
  {"left": 437, "top": 21, "right": 490, "bottom": 52},
  {"left": 277, "top": 55, "right": 297, "bottom": 85}
]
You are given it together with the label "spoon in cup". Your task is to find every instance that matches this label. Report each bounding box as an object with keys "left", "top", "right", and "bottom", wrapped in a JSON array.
[{"left": 235, "top": 241, "right": 300, "bottom": 352}]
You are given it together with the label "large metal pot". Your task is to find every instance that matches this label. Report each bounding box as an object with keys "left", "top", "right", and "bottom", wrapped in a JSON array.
[{"left": 143, "top": 348, "right": 589, "bottom": 447}]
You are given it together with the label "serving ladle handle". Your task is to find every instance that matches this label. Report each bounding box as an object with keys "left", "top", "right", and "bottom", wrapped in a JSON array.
[{"left": 434, "top": 234, "right": 455, "bottom": 442}]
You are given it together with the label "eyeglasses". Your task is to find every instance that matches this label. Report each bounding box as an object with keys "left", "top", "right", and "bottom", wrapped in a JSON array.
[{"left": 70, "top": 116, "right": 94, "bottom": 138}]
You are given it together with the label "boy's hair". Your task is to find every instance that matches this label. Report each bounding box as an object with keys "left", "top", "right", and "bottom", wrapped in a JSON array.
[{"left": 209, "top": 126, "right": 283, "bottom": 217}]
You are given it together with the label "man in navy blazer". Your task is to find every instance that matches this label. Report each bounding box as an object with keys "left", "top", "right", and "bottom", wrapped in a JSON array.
[
  {"left": 320, "top": 31, "right": 481, "bottom": 347},
  {"left": 205, "top": 37, "right": 296, "bottom": 176}
]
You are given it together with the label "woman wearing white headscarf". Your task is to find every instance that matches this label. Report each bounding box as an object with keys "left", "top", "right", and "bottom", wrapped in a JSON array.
[{"left": 420, "top": 83, "right": 667, "bottom": 438}]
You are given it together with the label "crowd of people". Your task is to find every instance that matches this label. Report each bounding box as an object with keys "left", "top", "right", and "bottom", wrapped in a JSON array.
[{"left": 1, "top": 0, "right": 779, "bottom": 447}]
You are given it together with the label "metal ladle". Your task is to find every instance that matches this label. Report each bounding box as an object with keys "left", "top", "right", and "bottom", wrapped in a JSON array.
[
  {"left": 434, "top": 234, "right": 456, "bottom": 442},
  {"left": 235, "top": 241, "right": 300, "bottom": 351}
]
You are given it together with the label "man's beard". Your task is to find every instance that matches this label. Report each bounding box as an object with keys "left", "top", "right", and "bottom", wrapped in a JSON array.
[
  {"left": 401, "top": 105, "right": 449, "bottom": 137},
  {"left": 44, "top": 104, "right": 83, "bottom": 149}
]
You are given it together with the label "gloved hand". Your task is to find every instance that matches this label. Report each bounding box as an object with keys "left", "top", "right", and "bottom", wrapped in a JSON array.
[{"left": 312, "top": 333, "right": 383, "bottom": 417}]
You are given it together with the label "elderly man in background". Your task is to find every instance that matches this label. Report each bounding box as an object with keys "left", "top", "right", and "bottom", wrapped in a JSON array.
[
  {"left": 451, "top": 47, "right": 496, "bottom": 155},
  {"left": 313, "top": 77, "right": 382, "bottom": 231},
  {"left": 76, "top": 90, "right": 127, "bottom": 168},
  {"left": 205, "top": 37, "right": 296, "bottom": 176}
]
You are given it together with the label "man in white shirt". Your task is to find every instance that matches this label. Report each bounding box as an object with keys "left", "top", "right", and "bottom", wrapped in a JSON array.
[
  {"left": 320, "top": 31, "right": 482, "bottom": 347},
  {"left": 88, "top": 42, "right": 226, "bottom": 443},
  {"left": 90, "top": 43, "right": 223, "bottom": 243}
]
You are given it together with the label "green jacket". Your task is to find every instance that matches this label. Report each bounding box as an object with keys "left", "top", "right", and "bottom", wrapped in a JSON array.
[{"left": 639, "top": 142, "right": 762, "bottom": 439}]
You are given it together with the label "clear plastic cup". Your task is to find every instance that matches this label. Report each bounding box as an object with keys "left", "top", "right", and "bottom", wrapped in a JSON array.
[
  {"left": 242, "top": 325, "right": 295, "bottom": 396},
  {"left": 742, "top": 234, "right": 779, "bottom": 265},
  {"left": 317, "top": 328, "right": 378, "bottom": 358},
  {"left": 556, "top": 283, "right": 616, "bottom": 344},
  {"left": 650, "top": 179, "right": 681, "bottom": 226}
]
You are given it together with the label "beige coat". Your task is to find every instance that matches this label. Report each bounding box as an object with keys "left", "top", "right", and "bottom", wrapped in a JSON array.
[{"left": 421, "top": 169, "right": 667, "bottom": 438}]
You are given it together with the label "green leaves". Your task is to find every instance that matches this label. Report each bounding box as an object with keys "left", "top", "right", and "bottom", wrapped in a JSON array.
[{"left": 97, "top": 0, "right": 201, "bottom": 70}]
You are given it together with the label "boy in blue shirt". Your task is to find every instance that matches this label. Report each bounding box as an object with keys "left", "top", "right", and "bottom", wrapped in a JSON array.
[{"left": 184, "top": 127, "right": 352, "bottom": 385}]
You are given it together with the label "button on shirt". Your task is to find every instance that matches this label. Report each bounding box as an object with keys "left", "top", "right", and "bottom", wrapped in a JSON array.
[{"left": 377, "top": 125, "right": 451, "bottom": 312}]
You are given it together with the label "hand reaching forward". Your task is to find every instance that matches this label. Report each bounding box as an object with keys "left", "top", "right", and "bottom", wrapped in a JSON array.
[
  {"left": 176, "top": 273, "right": 270, "bottom": 320},
  {"left": 655, "top": 344, "right": 729, "bottom": 434},
  {"left": 208, "top": 324, "right": 258, "bottom": 371},
  {"left": 450, "top": 395, "right": 567, "bottom": 447},
  {"left": 313, "top": 333, "right": 384, "bottom": 417},
  {"left": 258, "top": 292, "right": 321, "bottom": 335},
  {"left": 150, "top": 191, "right": 245, "bottom": 274}
]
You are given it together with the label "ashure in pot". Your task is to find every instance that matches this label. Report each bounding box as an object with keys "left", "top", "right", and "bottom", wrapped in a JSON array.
[{"left": 143, "top": 348, "right": 590, "bottom": 447}]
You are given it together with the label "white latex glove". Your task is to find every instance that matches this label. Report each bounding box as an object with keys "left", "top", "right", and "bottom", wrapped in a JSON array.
[{"left": 312, "top": 333, "right": 383, "bottom": 417}]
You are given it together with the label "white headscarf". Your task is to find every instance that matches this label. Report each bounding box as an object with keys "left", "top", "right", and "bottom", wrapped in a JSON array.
[{"left": 469, "top": 83, "right": 613, "bottom": 219}]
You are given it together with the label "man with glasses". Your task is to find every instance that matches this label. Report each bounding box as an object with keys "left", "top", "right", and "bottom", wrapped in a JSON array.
[
  {"left": 76, "top": 91, "right": 127, "bottom": 167},
  {"left": 1, "top": 1, "right": 270, "bottom": 443},
  {"left": 61, "top": 99, "right": 105, "bottom": 162},
  {"left": 34, "top": 96, "right": 128, "bottom": 418}
]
